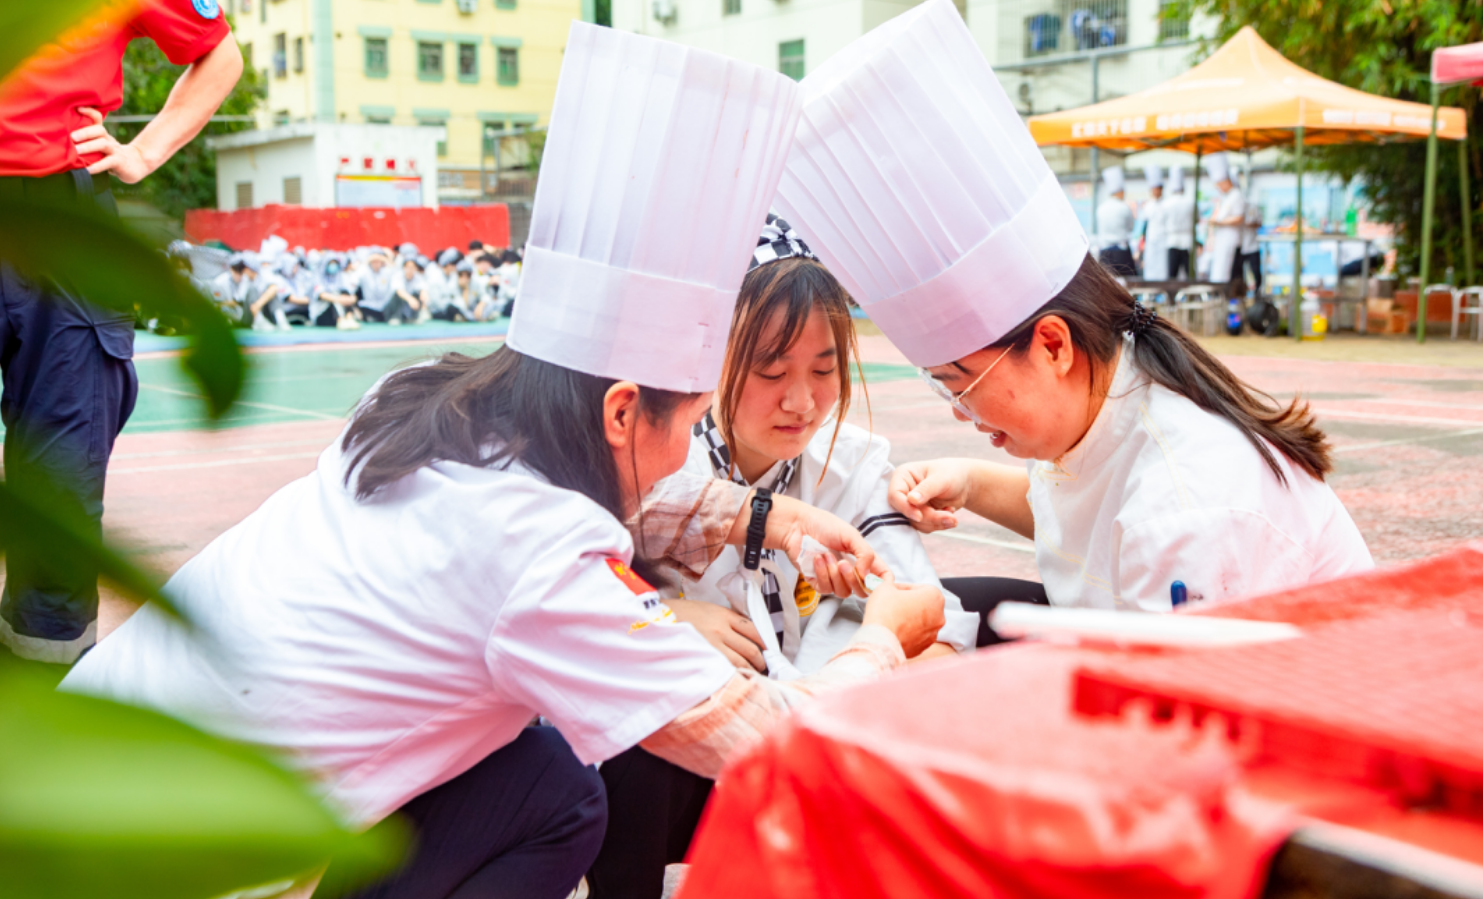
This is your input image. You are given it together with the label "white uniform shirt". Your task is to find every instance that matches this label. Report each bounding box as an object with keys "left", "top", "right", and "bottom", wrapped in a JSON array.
[
  {"left": 1209, "top": 186, "right": 1246, "bottom": 282},
  {"left": 1141, "top": 197, "right": 1169, "bottom": 280},
  {"left": 1163, "top": 193, "right": 1196, "bottom": 251},
  {"left": 1241, "top": 203, "right": 1263, "bottom": 255},
  {"left": 1096, "top": 198, "right": 1135, "bottom": 249},
  {"left": 1028, "top": 336, "right": 1373, "bottom": 611},
  {"left": 392, "top": 270, "right": 425, "bottom": 302},
  {"left": 671, "top": 420, "right": 978, "bottom": 673},
  {"left": 63, "top": 430, "right": 735, "bottom": 827},
  {"left": 357, "top": 266, "right": 397, "bottom": 312}
]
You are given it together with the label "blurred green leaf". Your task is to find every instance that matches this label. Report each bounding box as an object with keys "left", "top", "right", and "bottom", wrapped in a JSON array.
[
  {"left": 0, "top": 0, "right": 105, "bottom": 82},
  {"left": 0, "top": 659, "right": 407, "bottom": 899},
  {"left": 0, "top": 476, "right": 182, "bottom": 621},
  {"left": 0, "top": 197, "right": 244, "bottom": 417}
]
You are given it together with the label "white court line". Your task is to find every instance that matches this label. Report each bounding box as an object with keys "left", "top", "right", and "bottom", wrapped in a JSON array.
[
  {"left": 140, "top": 383, "right": 343, "bottom": 421},
  {"left": 1313, "top": 407, "right": 1483, "bottom": 428},
  {"left": 112, "top": 439, "right": 331, "bottom": 461},
  {"left": 1335, "top": 426, "right": 1483, "bottom": 454},
  {"left": 111, "top": 451, "right": 323, "bottom": 475},
  {"left": 928, "top": 530, "right": 1037, "bottom": 554}
]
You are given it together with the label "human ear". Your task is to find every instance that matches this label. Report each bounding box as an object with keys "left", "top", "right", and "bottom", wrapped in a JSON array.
[
  {"left": 1033, "top": 315, "right": 1076, "bottom": 377},
  {"left": 603, "top": 381, "right": 642, "bottom": 451}
]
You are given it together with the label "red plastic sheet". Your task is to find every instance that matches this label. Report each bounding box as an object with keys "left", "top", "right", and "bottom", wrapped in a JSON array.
[
  {"left": 680, "top": 645, "right": 1291, "bottom": 899},
  {"left": 682, "top": 545, "right": 1483, "bottom": 898},
  {"left": 183, "top": 204, "right": 511, "bottom": 253}
]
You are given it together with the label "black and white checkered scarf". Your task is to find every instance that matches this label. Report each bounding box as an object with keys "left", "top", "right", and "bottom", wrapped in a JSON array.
[
  {"left": 749, "top": 213, "right": 818, "bottom": 272},
  {"left": 694, "top": 411, "right": 798, "bottom": 641}
]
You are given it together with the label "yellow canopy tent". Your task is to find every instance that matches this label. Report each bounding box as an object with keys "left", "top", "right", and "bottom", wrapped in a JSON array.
[{"left": 1027, "top": 26, "right": 1468, "bottom": 339}]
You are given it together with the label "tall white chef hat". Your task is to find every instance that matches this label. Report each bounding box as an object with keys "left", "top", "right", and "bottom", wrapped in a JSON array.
[
  {"left": 773, "top": 0, "right": 1089, "bottom": 368},
  {"left": 508, "top": 22, "right": 802, "bottom": 393},
  {"left": 1102, "top": 167, "right": 1126, "bottom": 194},
  {"left": 1206, "top": 152, "right": 1232, "bottom": 183},
  {"left": 1144, "top": 165, "right": 1164, "bottom": 189},
  {"left": 1167, "top": 167, "right": 1186, "bottom": 193}
]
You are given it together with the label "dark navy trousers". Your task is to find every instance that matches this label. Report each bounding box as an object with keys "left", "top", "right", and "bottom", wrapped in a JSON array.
[
  {"left": 325, "top": 727, "right": 608, "bottom": 899},
  {"left": 0, "top": 170, "right": 137, "bottom": 661}
]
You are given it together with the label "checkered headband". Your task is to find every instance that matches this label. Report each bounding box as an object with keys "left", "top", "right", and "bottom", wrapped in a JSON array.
[{"left": 749, "top": 213, "right": 818, "bottom": 272}]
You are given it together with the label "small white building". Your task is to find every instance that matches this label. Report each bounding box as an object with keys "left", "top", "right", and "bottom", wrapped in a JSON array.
[{"left": 207, "top": 123, "right": 446, "bottom": 210}]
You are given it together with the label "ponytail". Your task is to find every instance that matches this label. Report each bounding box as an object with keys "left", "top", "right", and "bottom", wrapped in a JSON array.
[{"left": 991, "top": 255, "right": 1331, "bottom": 485}]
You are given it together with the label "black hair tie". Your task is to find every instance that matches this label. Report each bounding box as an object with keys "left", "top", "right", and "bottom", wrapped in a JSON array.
[{"left": 1128, "top": 302, "right": 1156, "bottom": 336}]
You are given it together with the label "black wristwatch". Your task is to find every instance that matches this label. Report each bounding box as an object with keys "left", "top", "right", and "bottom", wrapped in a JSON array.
[{"left": 742, "top": 487, "right": 773, "bottom": 570}]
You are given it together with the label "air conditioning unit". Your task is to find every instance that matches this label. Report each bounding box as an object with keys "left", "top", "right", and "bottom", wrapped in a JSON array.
[
  {"left": 652, "top": 0, "right": 677, "bottom": 25},
  {"left": 456, "top": 0, "right": 477, "bottom": 13}
]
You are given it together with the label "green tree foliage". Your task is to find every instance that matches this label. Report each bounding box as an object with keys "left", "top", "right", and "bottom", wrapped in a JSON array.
[
  {"left": 1177, "top": 0, "right": 1482, "bottom": 277},
  {"left": 112, "top": 18, "right": 262, "bottom": 218}
]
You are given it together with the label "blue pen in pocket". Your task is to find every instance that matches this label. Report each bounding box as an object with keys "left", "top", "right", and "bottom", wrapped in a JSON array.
[{"left": 1170, "top": 580, "right": 1188, "bottom": 607}]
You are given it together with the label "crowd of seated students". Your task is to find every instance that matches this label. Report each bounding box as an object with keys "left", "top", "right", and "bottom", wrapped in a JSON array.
[{"left": 173, "top": 237, "right": 523, "bottom": 332}]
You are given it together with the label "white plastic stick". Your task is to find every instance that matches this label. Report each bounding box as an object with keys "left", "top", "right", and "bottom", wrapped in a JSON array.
[{"left": 989, "top": 602, "right": 1303, "bottom": 648}]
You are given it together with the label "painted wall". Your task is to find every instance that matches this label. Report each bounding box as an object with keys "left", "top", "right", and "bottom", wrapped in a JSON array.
[{"left": 211, "top": 124, "right": 444, "bottom": 210}]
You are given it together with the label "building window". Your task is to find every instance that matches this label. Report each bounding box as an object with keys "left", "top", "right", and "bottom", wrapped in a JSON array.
[
  {"left": 723, "top": 0, "right": 740, "bottom": 14},
  {"left": 366, "top": 116, "right": 392, "bottom": 124},
  {"left": 1158, "top": 0, "right": 1190, "bottom": 41},
  {"left": 1024, "top": 13, "right": 1060, "bottom": 57},
  {"left": 283, "top": 176, "right": 302, "bottom": 205},
  {"left": 273, "top": 109, "right": 290, "bottom": 126},
  {"left": 482, "top": 120, "right": 505, "bottom": 153},
  {"left": 235, "top": 181, "right": 254, "bottom": 208},
  {"left": 365, "top": 38, "right": 388, "bottom": 77},
  {"left": 293, "top": 36, "right": 304, "bottom": 73},
  {"left": 779, "top": 39, "right": 804, "bottom": 81},
  {"left": 418, "top": 41, "right": 444, "bottom": 81},
  {"left": 496, "top": 0, "right": 516, "bottom": 8},
  {"left": 273, "top": 33, "right": 287, "bottom": 78},
  {"left": 420, "top": 119, "right": 449, "bottom": 156},
  {"left": 497, "top": 47, "right": 519, "bottom": 86},
  {"left": 1068, "top": 0, "right": 1126, "bottom": 51},
  {"left": 457, "top": 42, "right": 479, "bottom": 82}
]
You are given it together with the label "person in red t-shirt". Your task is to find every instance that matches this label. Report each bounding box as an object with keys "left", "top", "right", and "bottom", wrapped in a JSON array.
[{"left": 0, "top": 0, "right": 242, "bottom": 664}]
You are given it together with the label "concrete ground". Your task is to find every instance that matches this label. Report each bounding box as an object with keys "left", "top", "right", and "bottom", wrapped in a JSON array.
[{"left": 78, "top": 326, "right": 1483, "bottom": 636}]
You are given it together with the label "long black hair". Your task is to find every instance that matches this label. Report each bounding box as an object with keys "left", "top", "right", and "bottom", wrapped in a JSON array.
[
  {"left": 988, "top": 255, "right": 1331, "bottom": 485},
  {"left": 341, "top": 347, "right": 693, "bottom": 527}
]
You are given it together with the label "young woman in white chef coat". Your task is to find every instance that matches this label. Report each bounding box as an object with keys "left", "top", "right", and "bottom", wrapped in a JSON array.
[
  {"left": 894, "top": 255, "right": 1373, "bottom": 611},
  {"left": 585, "top": 216, "right": 982, "bottom": 899},
  {"left": 769, "top": 0, "right": 1372, "bottom": 616},
  {"left": 61, "top": 22, "right": 946, "bottom": 899}
]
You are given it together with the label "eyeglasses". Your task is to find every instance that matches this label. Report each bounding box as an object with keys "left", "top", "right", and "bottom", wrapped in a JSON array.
[{"left": 917, "top": 345, "right": 1014, "bottom": 426}]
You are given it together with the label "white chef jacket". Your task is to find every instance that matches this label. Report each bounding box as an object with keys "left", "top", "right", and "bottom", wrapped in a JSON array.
[
  {"left": 63, "top": 429, "right": 735, "bottom": 827},
  {"left": 1141, "top": 197, "right": 1169, "bottom": 280},
  {"left": 669, "top": 421, "right": 978, "bottom": 674},
  {"left": 1096, "top": 198, "right": 1135, "bottom": 250},
  {"left": 1241, "top": 203, "right": 1263, "bottom": 256},
  {"left": 1163, "top": 194, "right": 1196, "bottom": 251},
  {"left": 1029, "top": 336, "right": 1373, "bottom": 611},
  {"left": 1209, "top": 186, "right": 1246, "bottom": 282}
]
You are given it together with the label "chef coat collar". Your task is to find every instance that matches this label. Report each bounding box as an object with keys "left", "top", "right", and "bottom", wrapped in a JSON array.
[
  {"left": 1044, "top": 334, "right": 1144, "bottom": 480},
  {"left": 694, "top": 411, "right": 799, "bottom": 494}
]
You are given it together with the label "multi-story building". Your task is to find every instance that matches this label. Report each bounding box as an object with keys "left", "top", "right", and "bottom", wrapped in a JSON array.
[{"left": 227, "top": 0, "right": 589, "bottom": 208}]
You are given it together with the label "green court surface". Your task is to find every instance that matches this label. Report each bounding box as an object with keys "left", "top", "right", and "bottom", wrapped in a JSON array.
[{"left": 122, "top": 343, "right": 920, "bottom": 435}]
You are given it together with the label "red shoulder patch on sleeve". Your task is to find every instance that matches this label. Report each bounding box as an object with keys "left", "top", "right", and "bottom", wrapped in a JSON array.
[{"left": 606, "top": 558, "right": 656, "bottom": 596}]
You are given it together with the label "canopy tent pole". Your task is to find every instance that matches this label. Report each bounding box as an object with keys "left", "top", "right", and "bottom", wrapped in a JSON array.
[
  {"left": 1191, "top": 146, "right": 1202, "bottom": 279},
  {"left": 1462, "top": 136, "right": 1475, "bottom": 286},
  {"left": 1419, "top": 80, "right": 1441, "bottom": 344},
  {"left": 1293, "top": 126, "right": 1304, "bottom": 340},
  {"left": 1089, "top": 55, "right": 1102, "bottom": 240}
]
